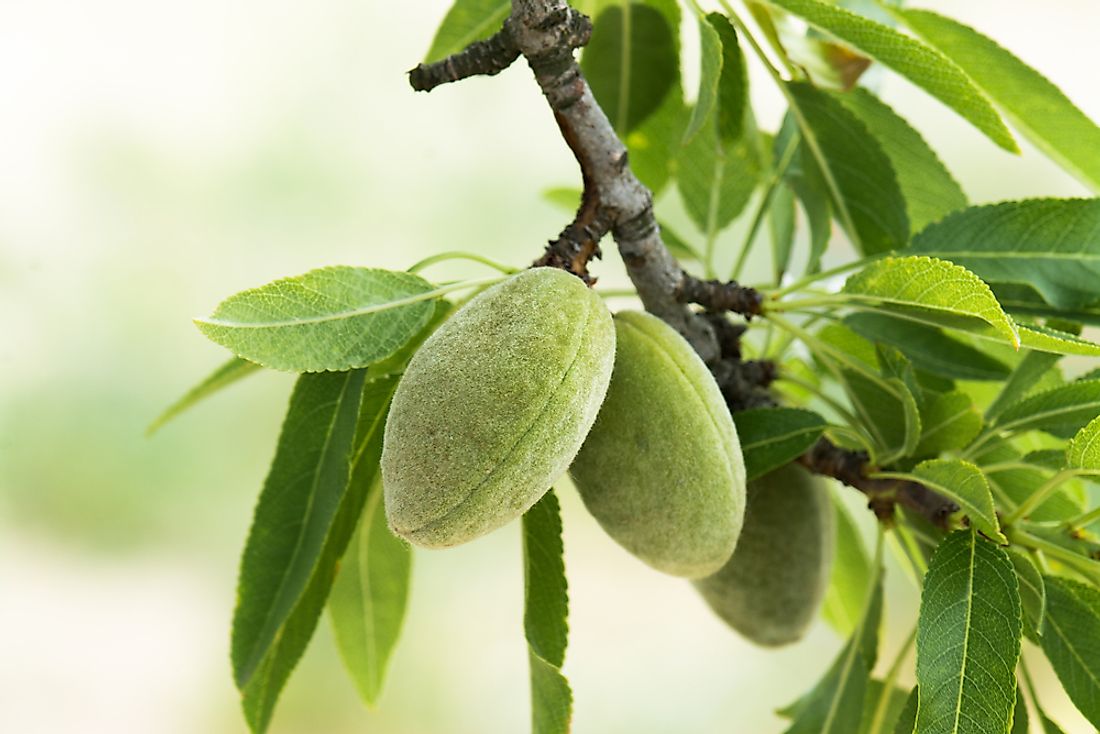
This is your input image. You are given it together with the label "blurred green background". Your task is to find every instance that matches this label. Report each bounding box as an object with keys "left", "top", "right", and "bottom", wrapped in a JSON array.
[{"left": 2, "top": 1, "right": 1098, "bottom": 732}]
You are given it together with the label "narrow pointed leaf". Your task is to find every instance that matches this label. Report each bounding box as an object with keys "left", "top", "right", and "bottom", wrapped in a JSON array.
[
  {"left": 147, "top": 357, "right": 261, "bottom": 435},
  {"left": 732, "top": 407, "right": 827, "bottom": 480},
  {"left": 676, "top": 119, "right": 761, "bottom": 235},
  {"left": 684, "top": 15, "right": 723, "bottom": 143},
  {"left": 708, "top": 13, "right": 748, "bottom": 145},
  {"left": 986, "top": 351, "right": 1062, "bottom": 420},
  {"left": 1006, "top": 548, "right": 1045, "bottom": 641},
  {"left": 788, "top": 81, "right": 909, "bottom": 255},
  {"left": 1066, "top": 415, "right": 1100, "bottom": 471},
  {"left": 894, "top": 688, "right": 917, "bottom": 734},
  {"left": 329, "top": 482, "right": 412, "bottom": 707},
  {"left": 424, "top": 0, "right": 509, "bottom": 62},
  {"left": 896, "top": 9, "right": 1100, "bottom": 192},
  {"left": 986, "top": 467, "right": 1084, "bottom": 524},
  {"left": 523, "top": 492, "right": 572, "bottom": 734},
  {"left": 908, "top": 199, "right": 1100, "bottom": 311},
  {"left": 784, "top": 573, "right": 883, "bottom": 734},
  {"left": 761, "top": 0, "right": 1016, "bottom": 151},
  {"left": 842, "top": 256, "right": 1018, "bottom": 348},
  {"left": 858, "top": 680, "right": 911, "bottom": 734},
  {"left": 995, "top": 380, "right": 1100, "bottom": 439},
  {"left": 911, "top": 460, "right": 1004, "bottom": 543},
  {"left": 232, "top": 369, "right": 370, "bottom": 732},
  {"left": 195, "top": 267, "right": 437, "bottom": 372},
  {"left": 915, "top": 530, "right": 1021, "bottom": 734},
  {"left": 917, "top": 392, "right": 983, "bottom": 457},
  {"left": 1010, "top": 687, "right": 1029, "bottom": 734},
  {"left": 1039, "top": 576, "right": 1100, "bottom": 728},
  {"left": 823, "top": 495, "right": 872, "bottom": 638},
  {"left": 836, "top": 88, "right": 966, "bottom": 235},
  {"left": 845, "top": 312, "right": 1009, "bottom": 383},
  {"left": 583, "top": 1, "right": 679, "bottom": 134}
]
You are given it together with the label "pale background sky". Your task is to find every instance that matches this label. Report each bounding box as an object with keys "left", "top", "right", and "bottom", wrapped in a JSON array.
[{"left": 1, "top": 1, "right": 1098, "bottom": 733}]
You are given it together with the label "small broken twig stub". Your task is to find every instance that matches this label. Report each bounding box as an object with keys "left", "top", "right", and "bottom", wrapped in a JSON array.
[{"left": 409, "top": 27, "right": 521, "bottom": 93}]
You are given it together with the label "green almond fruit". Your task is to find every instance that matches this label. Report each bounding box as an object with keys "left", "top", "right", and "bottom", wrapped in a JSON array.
[
  {"left": 694, "top": 463, "right": 835, "bottom": 646},
  {"left": 570, "top": 310, "right": 746, "bottom": 578},
  {"left": 381, "top": 267, "right": 615, "bottom": 548}
]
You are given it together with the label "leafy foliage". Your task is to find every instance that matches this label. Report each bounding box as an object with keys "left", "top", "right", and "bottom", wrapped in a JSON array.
[
  {"left": 915, "top": 530, "right": 1021, "bottom": 734},
  {"left": 732, "top": 407, "right": 826, "bottom": 480},
  {"left": 761, "top": 0, "right": 1017, "bottom": 151},
  {"left": 195, "top": 267, "right": 438, "bottom": 372},
  {"left": 231, "top": 370, "right": 370, "bottom": 732},
  {"left": 328, "top": 482, "right": 412, "bottom": 707},
  {"left": 896, "top": 9, "right": 1100, "bottom": 192},
  {"left": 787, "top": 82, "right": 908, "bottom": 255},
  {"left": 523, "top": 492, "right": 573, "bottom": 734},
  {"left": 169, "top": 1, "right": 1100, "bottom": 732},
  {"left": 1040, "top": 577, "right": 1100, "bottom": 728}
]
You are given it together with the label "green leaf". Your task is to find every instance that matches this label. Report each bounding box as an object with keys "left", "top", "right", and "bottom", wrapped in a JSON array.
[
  {"left": 915, "top": 530, "right": 1021, "bottom": 734},
  {"left": 195, "top": 267, "right": 438, "bottom": 372},
  {"left": 788, "top": 82, "right": 909, "bottom": 255},
  {"left": 1039, "top": 576, "right": 1100, "bottom": 728},
  {"left": 523, "top": 491, "right": 572, "bottom": 734},
  {"left": 1067, "top": 415, "right": 1100, "bottom": 471},
  {"left": 424, "top": 0, "right": 509, "bottom": 63},
  {"left": 823, "top": 495, "right": 872, "bottom": 638},
  {"left": 775, "top": 114, "right": 833, "bottom": 270},
  {"left": 835, "top": 87, "right": 966, "bottom": 235},
  {"left": 1010, "top": 686, "right": 1029, "bottom": 734},
  {"left": 841, "top": 256, "right": 1019, "bottom": 348},
  {"left": 676, "top": 117, "right": 761, "bottom": 236},
  {"left": 845, "top": 310, "right": 1010, "bottom": 384},
  {"left": 329, "top": 481, "right": 412, "bottom": 707},
  {"left": 839, "top": 308, "right": 1100, "bottom": 357},
  {"left": 894, "top": 688, "right": 917, "bottom": 734},
  {"left": 232, "top": 370, "right": 370, "bottom": 732},
  {"left": 850, "top": 373, "right": 920, "bottom": 463},
  {"left": 761, "top": 0, "right": 1017, "bottom": 151},
  {"left": 859, "top": 681, "right": 911, "bottom": 734},
  {"left": 732, "top": 407, "right": 827, "bottom": 480},
  {"left": 908, "top": 199, "right": 1100, "bottom": 312},
  {"left": 986, "top": 351, "right": 1062, "bottom": 420},
  {"left": 771, "top": 183, "right": 798, "bottom": 283},
  {"left": 684, "top": 15, "right": 722, "bottom": 144},
  {"left": 986, "top": 467, "right": 1084, "bottom": 524},
  {"left": 708, "top": 13, "right": 748, "bottom": 145},
  {"left": 583, "top": 2, "right": 679, "bottom": 134},
  {"left": 147, "top": 357, "right": 261, "bottom": 435},
  {"left": 895, "top": 10, "right": 1100, "bottom": 192},
  {"left": 784, "top": 573, "right": 883, "bottom": 734},
  {"left": 541, "top": 186, "right": 582, "bottom": 212},
  {"left": 916, "top": 392, "right": 983, "bottom": 457},
  {"left": 911, "top": 460, "right": 1005, "bottom": 543},
  {"left": 1037, "top": 711, "right": 1069, "bottom": 734},
  {"left": 1006, "top": 548, "right": 1045, "bottom": 642},
  {"left": 995, "top": 380, "right": 1100, "bottom": 439}
]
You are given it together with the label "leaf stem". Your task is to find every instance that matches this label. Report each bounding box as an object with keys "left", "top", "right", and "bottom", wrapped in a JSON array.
[
  {"left": 768, "top": 256, "right": 878, "bottom": 298},
  {"left": 1069, "top": 504, "right": 1100, "bottom": 531},
  {"left": 730, "top": 130, "right": 801, "bottom": 282},
  {"left": 407, "top": 251, "right": 519, "bottom": 275},
  {"left": 1003, "top": 469, "right": 1079, "bottom": 525}
]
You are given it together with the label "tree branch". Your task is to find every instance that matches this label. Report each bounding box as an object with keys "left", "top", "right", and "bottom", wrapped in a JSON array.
[
  {"left": 409, "top": 0, "right": 958, "bottom": 530},
  {"left": 798, "top": 438, "right": 959, "bottom": 529},
  {"left": 409, "top": 27, "right": 521, "bottom": 92}
]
